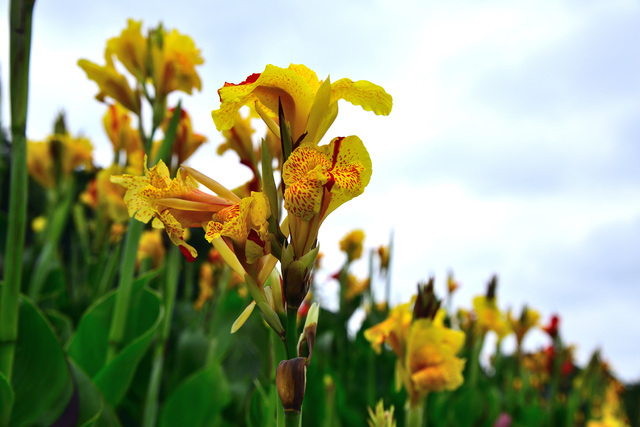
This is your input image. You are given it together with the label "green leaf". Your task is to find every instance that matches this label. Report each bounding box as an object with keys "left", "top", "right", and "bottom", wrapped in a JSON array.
[
  {"left": 10, "top": 293, "right": 74, "bottom": 427},
  {"left": 68, "top": 360, "right": 120, "bottom": 427},
  {"left": 0, "top": 372, "right": 13, "bottom": 427},
  {"left": 45, "top": 309, "right": 74, "bottom": 346},
  {"left": 67, "top": 277, "right": 162, "bottom": 407},
  {"left": 159, "top": 363, "right": 231, "bottom": 427}
]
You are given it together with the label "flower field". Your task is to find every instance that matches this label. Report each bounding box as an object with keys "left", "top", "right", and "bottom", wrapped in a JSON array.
[{"left": 1, "top": 4, "right": 638, "bottom": 426}]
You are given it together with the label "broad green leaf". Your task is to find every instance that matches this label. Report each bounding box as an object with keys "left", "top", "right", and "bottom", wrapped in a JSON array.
[
  {"left": 67, "top": 277, "right": 162, "bottom": 407},
  {"left": 45, "top": 309, "right": 74, "bottom": 346},
  {"left": 159, "top": 364, "right": 231, "bottom": 427},
  {"left": 9, "top": 292, "right": 74, "bottom": 427},
  {"left": 68, "top": 360, "right": 120, "bottom": 427},
  {"left": 0, "top": 372, "right": 13, "bottom": 427}
]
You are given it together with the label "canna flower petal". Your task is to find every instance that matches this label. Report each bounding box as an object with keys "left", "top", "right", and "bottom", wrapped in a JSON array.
[
  {"left": 106, "top": 19, "right": 148, "bottom": 81},
  {"left": 212, "top": 64, "right": 392, "bottom": 145},
  {"left": 283, "top": 135, "right": 371, "bottom": 221},
  {"left": 473, "top": 295, "right": 511, "bottom": 340},
  {"left": 330, "top": 78, "right": 393, "bottom": 116},
  {"left": 364, "top": 302, "right": 412, "bottom": 358},
  {"left": 204, "top": 192, "right": 271, "bottom": 264},
  {"left": 152, "top": 28, "right": 203, "bottom": 99},
  {"left": 507, "top": 306, "right": 541, "bottom": 347},
  {"left": 339, "top": 229, "right": 365, "bottom": 262},
  {"left": 111, "top": 157, "right": 236, "bottom": 260},
  {"left": 406, "top": 319, "right": 466, "bottom": 394},
  {"left": 103, "top": 103, "right": 143, "bottom": 158},
  {"left": 78, "top": 59, "right": 140, "bottom": 114}
]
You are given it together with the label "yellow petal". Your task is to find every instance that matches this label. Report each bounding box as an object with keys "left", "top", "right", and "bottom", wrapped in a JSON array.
[
  {"left": 330, "top": 78, "right": 393, "bottom": 116},
  {"left": 231, "top": 301, "right": 256, "bottom": 333}
]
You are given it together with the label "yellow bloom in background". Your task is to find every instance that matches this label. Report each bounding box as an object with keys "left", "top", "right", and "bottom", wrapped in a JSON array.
[
  {"left": 344, "top": 274, "right": 370, "bottom": 302},
  {"left": 111, "top": 157, "right": 237, "bottom": 260},
  {"left": 204, "top": 192, "right": 271, "bottom": 265},
  {"left": 283, "top": 135, "right": 371, "bottom": 256},
  {"left": 152, "top": 27, "right": 204, "bottom": 100},
  {"left": 194, "top": 263, "right": 215, "bottom": 311},
  {"left": 27, "top": 133, "right": 94, "bottom": 188},
  {"left": 78, "top": 57, "right": 140, "bottom": 114},
  {"left": 162, "top": 107, "right": 207, "bottom": 165},
  {"left": 137, "top": 229, "right": 166, "bottom": 268},
  {"left": 378, "top": 245, "right": 391, "bottom": 275},
  {"left": 364, "top": 302, "right": 412, "bottom": 358},
  {"left": 447, "top": 272, "right": 460, "bottom": 295},
  {"left": 339, "top": 229, "right": 365, "bottom": 262},
  {"left": 212, "top": 63, "right": 392, "bottom": 145},
  {"left": 507, "top": 306, "right": 540, "bottom": 348},
  {"left": 473, "top": 295, "right": 511, "bottom": 340},
  {"left": 106, "top": 19, "right": 148, "bottom": 81},
  {"left": 31, "top": 216, "right": 47, "bottom": 233},
  {"left": 103, "top": 103, "right": 143, "bottom": 159},
  {"left": 405, "top": 312, "right": 466, "bottom": 397}
]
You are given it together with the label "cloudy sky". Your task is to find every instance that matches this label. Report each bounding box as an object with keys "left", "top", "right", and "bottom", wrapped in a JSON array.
[{"left": 1, "top": 0, "right": 639, "bottom": 381}]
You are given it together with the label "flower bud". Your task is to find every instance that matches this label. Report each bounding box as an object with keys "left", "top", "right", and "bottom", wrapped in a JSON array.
[{"left": 276, "top": 357, "right": 307, "bottom": 413}]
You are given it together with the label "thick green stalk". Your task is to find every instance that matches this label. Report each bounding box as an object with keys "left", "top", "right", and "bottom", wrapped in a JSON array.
[
  {"left": 0, "top": 0, "right": 36, "bottom": 383},
  {"left": 105, "top": 218, "right": 144, "bottom": 362},
  {"left": 406, "top": 396, "right": 426, "bottom": 427},
  {"left": 284, "top": 411, "right": 301, "bottom": 427},
  {"left": 285, "top": 307, "right": 298, "bottom": 359},
  {"left": 143, "top": 245, "right": 180, "bottom": 427}
]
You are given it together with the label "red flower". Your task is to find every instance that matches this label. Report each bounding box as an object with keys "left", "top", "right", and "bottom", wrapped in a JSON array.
[{"left": 542, "top": 315, "right": 560, "bottom": 338}]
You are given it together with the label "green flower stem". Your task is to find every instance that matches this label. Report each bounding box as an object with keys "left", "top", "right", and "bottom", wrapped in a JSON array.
[
  {"left": 143, "top": 245, "right": 180, "bottom": 427},
  {"left": 284, "top": 411, "right": 301, "bottom": 427},
  {"left": 96, "top": 240, "right": 122, "bottom": 297},
  {"left": 106, "top": 218, "right": 144, "bottom": 363},
  {"left": 285, "top": 306, "right": 298, "bottom": 359},
  {"left": 28, "top": 178, "right": 75, "bottom": 300},
  {"left": 271, "top": 330, "right": 286, "bottom": 427},
  {"left": 0, "top": 0, "right": 36, "bottom": 383},
  {"left": 406, "top": 396, "right": 426, "bottom": 427},
  {"left": 468, "top": 334, "right": 483, "bottom": 388}
]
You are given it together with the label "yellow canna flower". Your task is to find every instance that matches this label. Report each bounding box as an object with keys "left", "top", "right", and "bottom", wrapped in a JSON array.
[
  {"left": 212, "top": 63, "right": 392, "bottom": 145},
  {"left": 27, "top": 133, "right": 94, "bottom": 188},
  {"left": 111, "top": 157, "right": 237, "bottom": 260},
  {"left": 364, "top": 302, "right": 412, "bottom": 358},
  {"left": 405, "top": 313, "right": 466, "bottom": 398},
  {"left": 283, "top": 135, "right": 371, "bottom": 256},
  {"left": 78, "top": 58, "right": 140, "bottom": 114},
  {"left": 447, "top": 272, "right": 460, "bottom": 295},
  {"left": 204, "top": 191, "right": 271, "bottom": 265},
  {"left": 194, "top": 262, "right": 215, "bottom": 311},
  {"left": 473, "top": 295, "right": 511, "bottom": 340},
  {"left": 162, "top": 107, "right": 207, "bottom": 165},
  {"left": 507, "top": 306, "right": 540, "bottom": 348},
  {"left": 151, "top": 27, "right": 203, "bottom": 100},
  {"left": 344, "top": 274, "right": 370, "bottom": 302},
  {"left": 339, "top": 229, "right": 365, "bottom": 262},
  {"left": 136, "top": 229, "right": 165, "bottom": 268},
  {"left": 103, "top": 103, "right": 143, "bottom": 159},
  {"left": 106, "top": 19, "right": 148, "bottom": 81}
]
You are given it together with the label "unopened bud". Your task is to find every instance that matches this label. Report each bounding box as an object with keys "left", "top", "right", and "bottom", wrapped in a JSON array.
[
  {"left": 283, "top": 260, "right": 311, "bottom": 310},
  {"left": 276, "top": 357, "right": 307, "bottom": 413}
]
